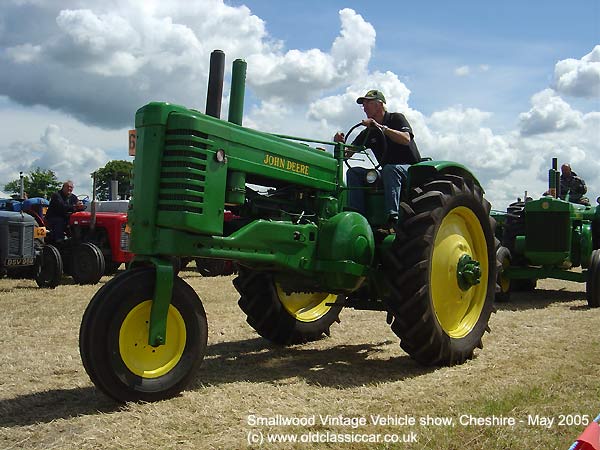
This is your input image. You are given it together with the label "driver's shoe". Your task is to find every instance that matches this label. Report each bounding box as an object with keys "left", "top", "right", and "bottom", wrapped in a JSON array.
[{"left": 375, "top": 214, "right": 399, "bottom": 238}]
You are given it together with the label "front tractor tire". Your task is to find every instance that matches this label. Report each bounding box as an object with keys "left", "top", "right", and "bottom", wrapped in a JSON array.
[
  {"left": 234, "top": 270, "right": 342, "bottom": 345},
  {"left": 35, "top": 244, "right": 63, "bottom": 288},
  {"left": 386, "top": 175, "right": 496, "bottom": 366},
  {"left": 79, "top": 267, "right": 208, "bottom": 402}
]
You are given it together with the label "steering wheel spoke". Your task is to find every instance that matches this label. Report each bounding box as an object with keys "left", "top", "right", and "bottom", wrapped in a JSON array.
[{"left": 343, "top": 123, "right": 387, "bottom": 171}]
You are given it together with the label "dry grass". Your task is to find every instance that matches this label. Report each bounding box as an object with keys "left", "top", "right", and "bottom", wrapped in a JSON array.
[{"left": 0, "top": 271, "right": 598, "bottom": 449}]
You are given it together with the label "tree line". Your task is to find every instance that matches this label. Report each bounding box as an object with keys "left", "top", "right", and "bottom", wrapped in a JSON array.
[{"left": 3, "top": 160, "right": 133, "bottom": 200}]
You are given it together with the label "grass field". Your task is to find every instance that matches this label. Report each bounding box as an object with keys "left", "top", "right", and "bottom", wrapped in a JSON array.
[{"left": 0, "top": 270, "right": 598, "bottom": 449}]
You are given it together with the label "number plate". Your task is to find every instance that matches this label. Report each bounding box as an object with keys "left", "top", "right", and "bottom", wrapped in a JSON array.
[
  {"left": 34, "top": 226, "right": 47, "bottom": 238},
  {"left": 6, "top": 257, "right": 35, "bottom": 266},
  {"left": 129, "top": 129, "right": 136, "bottom": 156}
]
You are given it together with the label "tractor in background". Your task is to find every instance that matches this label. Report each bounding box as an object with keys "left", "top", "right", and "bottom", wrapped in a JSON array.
[
  {"left": 35, "top": 192, "right": 105, "bottom": 287},
  {"left": 493, "top": 158, "right": 600, "bottom": 307},
  {"left": 0, "top": 210, "right": 47, "bottom": 281},
  {"left": 0, "top": 196, "right": 63, "bottom": 287},
  {"left": 0, "top": 193, "right": 110, "bottom": 287},
  {"left": 71, "top": 197, "right": 234, "bottom": 277},
  {"left": 79, "top": 50, "right": 499, "bottom": 403},
  {"left": 70, "top": 199, "right": 133, "bottom": 274}
]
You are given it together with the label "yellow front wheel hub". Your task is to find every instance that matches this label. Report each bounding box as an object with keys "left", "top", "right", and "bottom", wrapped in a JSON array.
[
  {"left": 276, "top": 284, "right": 336, "bottom": 323},
  {"left": 430, "top": 206, "right": 488, "bottom": 339},
  {"left": 119, "top": 300, "right": 186, "bottom": 378}
]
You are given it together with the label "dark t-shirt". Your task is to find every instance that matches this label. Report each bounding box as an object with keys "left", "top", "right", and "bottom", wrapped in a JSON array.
[
  {"left": 46, "top": 190, "right": 79, "bottom": 219},
  {"left": 559, "top": 172, "right": 587, "bottom": 202},
  {"left": 352, "top": 112, "right": 421, "bottom": 165}
]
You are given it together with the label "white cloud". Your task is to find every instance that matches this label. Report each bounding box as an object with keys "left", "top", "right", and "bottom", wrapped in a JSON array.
[
  {"left": 1, "top": 124, "right": 108, "bottom": 195},
  {"left": 519, "top": 88, "right": 584, "bottom": 135},
  {"left": 421, "top": 106, "right": 516, "bottom": 180},
  {"left": 455, "top": 65, "right": 470, "bottom": 76},
  {"left": 0, "top": 2, "right": 597, "bottom": 211},
  {"left": 52, "top": 9, "right": 144, "bottom": 77},
  {"left": 553, "top": 45, "right": 600, "bottom": 98},
  {"left": 306, "top": 70, "right": 412, "bottom": 133},
  {"left": 246, "top": 8, "right": 375, "bottom": 103},
  {"left": 454, "top": 64, "right": 490, "bottom": 77},
  {"left": 5, "top": 43, "right": 42, "bottom": 63},
  {"left": 0, "top": 0, "right": 273, "bottom": 127},
  {"left": 428, "top": 106, "right": 492, "bottom": 132}
]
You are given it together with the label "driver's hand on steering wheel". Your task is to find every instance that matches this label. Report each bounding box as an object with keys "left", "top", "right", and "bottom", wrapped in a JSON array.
[
  {"left": 361, "top": 118, "right": 379, "bottom": 128},
  {"left": 334, "top": 132, "right": 345, "bottom": 143}
]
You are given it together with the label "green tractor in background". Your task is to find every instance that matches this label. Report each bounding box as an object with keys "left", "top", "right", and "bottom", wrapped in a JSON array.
[
  {"left": 493, "top": 158, "right": 600, "bottom": 307},
  {"left": 79, "top": 50, "right": 499, "bottom": 403}
]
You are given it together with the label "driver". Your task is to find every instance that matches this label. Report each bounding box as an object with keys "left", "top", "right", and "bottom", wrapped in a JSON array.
[
  {"left": 334, "top": 90, "right": 421, "bottom": 229},
  {"left": 46, "top": 180, "right": 85, "bottom": 242},
  {"left": 559, "top": 163, "right": 589, "bottom": 205}
]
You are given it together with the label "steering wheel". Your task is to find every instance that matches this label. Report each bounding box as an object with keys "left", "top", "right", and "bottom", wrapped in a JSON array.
[
  {"left": 78, "top": 194, "right": 90, "bottom": 202},
  {"left": 343, "top": 122, "right": 388, "bottom": 171}
]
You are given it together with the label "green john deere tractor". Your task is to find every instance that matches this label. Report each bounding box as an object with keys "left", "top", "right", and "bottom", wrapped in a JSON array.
[
  {"left": 79, "top": 50, "right": 499, "bottom": 402},
  {"left": 493, "top": 158, "right": 600, "bottom": 307}
]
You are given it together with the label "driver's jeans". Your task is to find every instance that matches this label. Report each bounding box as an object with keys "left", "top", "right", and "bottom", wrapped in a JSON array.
[
  {"left": 346, "top": 164, "right": 408, "bottom": 220},
  {"left": 47, "top": 216, "right": 68, "bottom": 242}
]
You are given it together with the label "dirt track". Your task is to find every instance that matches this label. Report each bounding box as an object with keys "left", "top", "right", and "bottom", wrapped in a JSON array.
[{"left": 0, "top": 273, "right": 598, "bottom": 449}]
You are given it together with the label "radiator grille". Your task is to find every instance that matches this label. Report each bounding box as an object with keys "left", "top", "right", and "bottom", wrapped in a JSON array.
[
  {"left": 158, "top": 129, "right": 211, "bottom": 214},
  {"left": 8, "top": 222, "right": 34, "bottom": 258},
  {"left": 525, "top": 212, "right": 570, "bottom": 252}
]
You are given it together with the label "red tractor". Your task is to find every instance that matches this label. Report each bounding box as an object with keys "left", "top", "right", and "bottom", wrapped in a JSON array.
[
  {"left": 35, "top": 199, "right": 132, "bottom": 286},
  {"left": 69, "top": 198, "right": 230, "bottom": 277},
  {"left": 69, "top": 200, "right": 133, "bottom": 274}
]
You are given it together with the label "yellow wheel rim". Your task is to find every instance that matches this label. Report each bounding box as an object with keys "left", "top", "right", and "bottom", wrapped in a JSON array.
[
  {"left": 119, "top": 300, "right": 186, "bottom": 378},
  {"left": 430, "top": 206, "right": 489, "bottom": 338},
  {"left": 276, "top": 284, "right": 336, "bottom": 323}
]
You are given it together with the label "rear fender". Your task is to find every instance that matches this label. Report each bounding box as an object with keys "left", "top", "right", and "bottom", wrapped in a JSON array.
[{"left": 407, "top": 161, "right": 483, "bottom": 192}]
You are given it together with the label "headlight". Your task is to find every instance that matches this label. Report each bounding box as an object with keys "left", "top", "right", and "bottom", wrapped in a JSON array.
[
  {"left": 120, "top": 223, "right": 130, "bottom": 251},
  {"left": 215, "top": 148, "right": 227, "bottom": 163},
  {"left": 365, "top": 169, "right": 379, "bottom": 184}
]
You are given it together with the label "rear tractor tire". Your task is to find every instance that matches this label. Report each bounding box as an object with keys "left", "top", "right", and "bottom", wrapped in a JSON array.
[
  {"left": 104, "top": 260, "right": 122, "bottom": 275},
  {"left": 195, "top": 257, "right": 230, "bottom": 277},
  {"left": 71, "top": 242, "right": 105, "bottom": 285},
  {"left": 385, "top": 175, "right": 496, "bottom": 365},
  {"left": 586, "top": 249, "right": 600, "bottom": 308},
  {"left": 234, "top": 270, "right": 343, "bottom": 345},
  {"left": 511, "top": 278, "right": 537, "bottom": 292},
  {"left": 495, "top": 246, "right": 512, "bottom": 302},
  {"left": 79, "top": 267, "right": 208, "bottom": 402}
]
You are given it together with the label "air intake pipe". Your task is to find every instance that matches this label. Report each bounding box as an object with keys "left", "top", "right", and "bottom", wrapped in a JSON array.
[{"left": 228, "top": 58, "right": 247, "bottom": 125}]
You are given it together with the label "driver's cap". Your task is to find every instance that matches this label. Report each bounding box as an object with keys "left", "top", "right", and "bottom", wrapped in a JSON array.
[{"left": 356, "top": 89, "right": 386, "bottom": 104}]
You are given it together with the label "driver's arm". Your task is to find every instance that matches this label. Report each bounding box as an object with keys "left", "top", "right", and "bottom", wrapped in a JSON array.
[
  {"left": 362, "top": 118, "right": 411, "bottom": 145},
  {"left": 381, "top": 126, "right": 410, "bottom": 145}
]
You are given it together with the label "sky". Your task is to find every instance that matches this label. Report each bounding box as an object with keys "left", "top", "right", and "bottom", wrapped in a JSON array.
[{"left": 0, "top": 0, "right": 598, "bottom": 210}]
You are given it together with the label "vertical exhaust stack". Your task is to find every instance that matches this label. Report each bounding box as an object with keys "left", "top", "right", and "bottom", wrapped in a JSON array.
[
  {"left": 206, "top": 50, "right": 225, "bottom": 118},
  {"left": 549, "top": 157, "right": 559, "bottom": 198},
  {"left": 90, "top": 171, "right": 97, "bottom": 233},
  {"left": 228, "top": 58, "right": 247, "bottom": 126}
]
